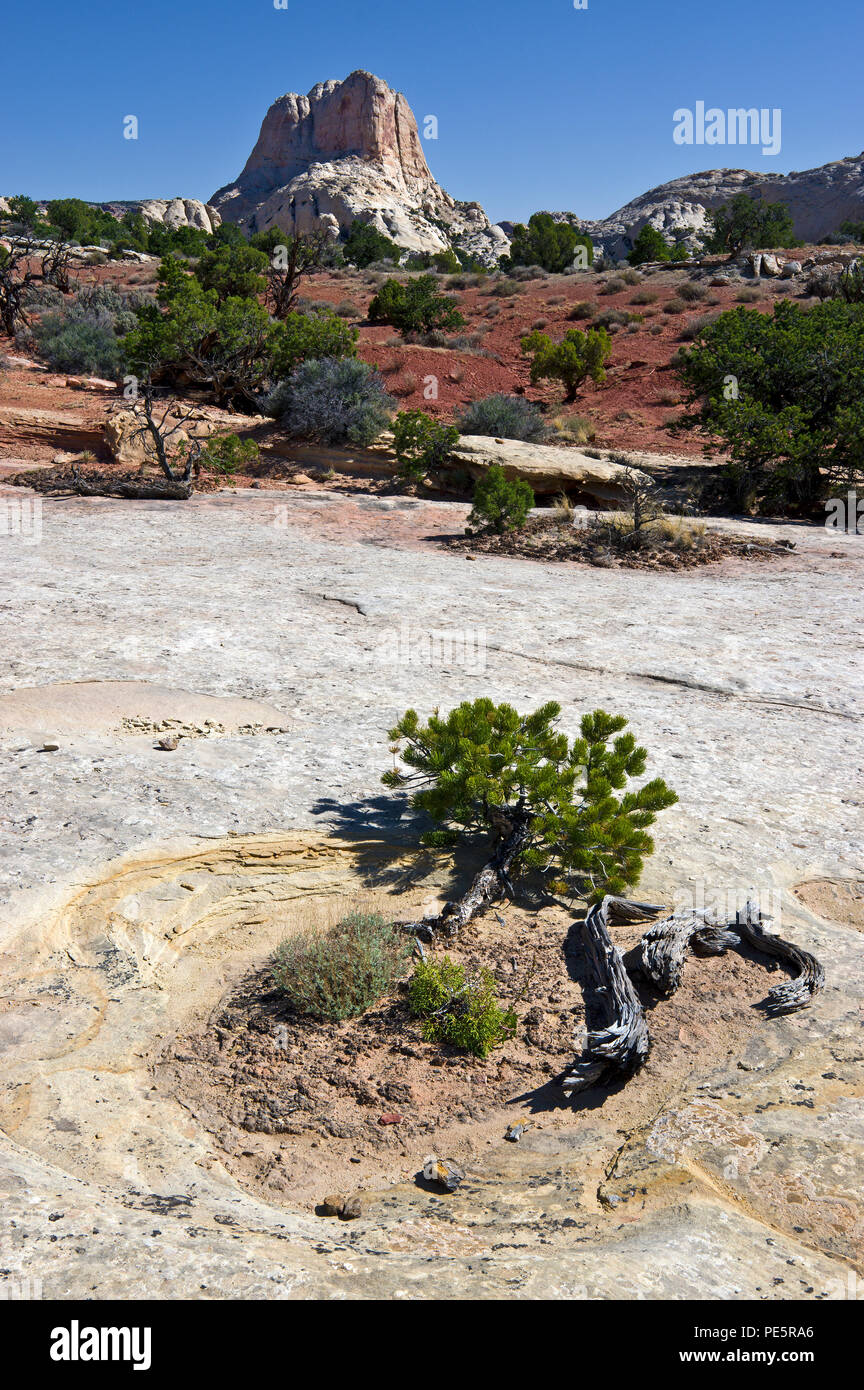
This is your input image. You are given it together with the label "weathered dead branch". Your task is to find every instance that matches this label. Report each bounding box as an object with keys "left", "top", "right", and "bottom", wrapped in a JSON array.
[
  {"left": 561, "top": 896, "right": 664, "bottom": 1097},
  {"left": 640, "top": 911, "right": 738, "bottom": 996},
  {"left": 733, "top": 900, "right": 825, "bottom": 1015},
  {"left": 639, "top": 898, "right": 823, "bottom": 1015},
  {"left": 65, "top": 466, "right": 192, "bottom": 500}
]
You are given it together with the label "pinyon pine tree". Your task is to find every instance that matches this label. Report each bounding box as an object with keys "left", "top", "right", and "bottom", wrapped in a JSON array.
[{"left": 382, "top": 699, "right": 677, "bottom": 939}]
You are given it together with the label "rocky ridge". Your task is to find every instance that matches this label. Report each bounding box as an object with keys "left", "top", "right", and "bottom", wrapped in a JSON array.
[{"left": 576, "top": 153, "right": 864, "bottom": 260}]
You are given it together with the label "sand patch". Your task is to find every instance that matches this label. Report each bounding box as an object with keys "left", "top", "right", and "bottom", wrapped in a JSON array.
[
  {"left": 0, "top": 680, "right": 290, "bottom": 739},
  {"left": 793, "top": 879, "right": 864, "bottom": 931}
]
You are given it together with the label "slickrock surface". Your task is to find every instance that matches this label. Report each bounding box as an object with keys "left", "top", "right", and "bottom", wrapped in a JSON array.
[{"left": 0, "top": 487, "right": 861, "bottom": 1299}]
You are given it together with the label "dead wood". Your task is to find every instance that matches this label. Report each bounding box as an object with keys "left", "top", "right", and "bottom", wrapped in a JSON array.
[
  {"left": 733, "top": 899, "right": 825, "bottom": 1015},
  {"left": 639, "top": 897, "right": 823, "bottom": 1014},
  {"left": 62, "top": 467, "right": 192, "bottom": 500},
  {"left": 561, "top": 896, "right": 665, "bottom": 1097},
  {"left": 640, "top": 911, "right": 738, "bottom": 995}
]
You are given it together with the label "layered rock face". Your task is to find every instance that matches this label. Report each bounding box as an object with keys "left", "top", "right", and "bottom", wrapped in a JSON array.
[
  {"left": 211, "top": 70, "right": 508, "bottom": 264},
  {"left": 580, "top": 153, "right": 864, "bottom": 259}
]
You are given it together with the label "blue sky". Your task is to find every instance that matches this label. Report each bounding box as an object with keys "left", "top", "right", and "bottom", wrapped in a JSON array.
[{"left": 2, "top": 0, "right": 861, "bottom": 223}]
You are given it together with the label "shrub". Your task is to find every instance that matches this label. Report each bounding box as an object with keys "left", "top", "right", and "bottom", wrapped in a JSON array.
[
  {"left": 265, "top": 356, "right": 394, "bottom": 445},
  {"left": 269, "top": 308, "right": 357, "bottom": 378},
  {"left": 33, "top": 285, "right": 138, "bottom": 375},
  {"left": 521, "top": 325, "right": 612, "bottom": 400},
  {"left": 343, "top": 221, "right": 401, "bottom": 268},
  {"left": 124, "top": 275, "right": 275, "bottom": 407},
  {"left": 662, "top": 298, "right": 686, "bottom": 315},
  {"left": 628, "top": 224, "right": 675, "bottom": 266},
  {"left": 468, "top": 463, "right": 534, "bottom": 533},
  {"left": 383, "top": 700, "right": 678, "bottom": 902},
  {"left": 630, "top": 288, "right": 658, "bottom": 305},
  {"left": 677, "top": 281, "right": 706, "bottom": 302},
  {"left": 393, "top": 409, "right": 459, "bottom": 484},
  {"left": 592, "top": 307, "right": 633, "bottom": 330},
  {"left": 199, "top": 433, "right": 259, "bottom": 475},
  {"left": 409, "top": 956, "right": 517, "bottom": 1058},
  {"left": 501, "top": 212, "right": 593, "bottom": 273},
  {"left": 457, "top": 392, "right": 548, "bottom": 442},
  {"left": 672, "top": 298, "right": 864, "bottom": 511},
  {"left": 567, "top": 300, "right": 595, "bottom": 320},
  {"left": 368, "top": 274, "right": 465, "bottom": 335},
  {"left": 195, "top": 244, "right": 268, "bottom": 302},
  {"left": 272, "top": 911, "right": 411, "bottom": 1022}
]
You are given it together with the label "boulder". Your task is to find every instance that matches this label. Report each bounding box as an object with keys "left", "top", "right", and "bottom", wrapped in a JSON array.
[
  {"left": 105, "top": 405, "right": 263, "bottom": 467},
  {"left": 759, "top": 253, "right": 783, "bottom": 276},
  {"left": 449, "top": 435, "right": 652, "bottom": 503}
]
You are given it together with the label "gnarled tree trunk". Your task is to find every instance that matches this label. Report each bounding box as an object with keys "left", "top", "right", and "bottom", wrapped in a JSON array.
[
  {"left": 400, "top": 814, "right": 533, "bottom": 942},
  {"left": 562, "top": 896, "right": 664, "bottom": 1097}
]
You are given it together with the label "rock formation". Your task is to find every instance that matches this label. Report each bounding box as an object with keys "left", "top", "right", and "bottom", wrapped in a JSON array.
[
  {"left": 210, "top": 70, "right": 509, "bottom": 265},
  {"left": 577, "top": 153, "right": 864, "bottom": 260},
  {"left": 99, "top": 198, "right": 221, "bottom": 235},
  {"left": 0, "top": 196, "right": 221, "bottom": 237}
]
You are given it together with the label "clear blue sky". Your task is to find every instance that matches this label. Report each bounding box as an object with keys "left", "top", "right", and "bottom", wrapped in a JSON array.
[{"left": 2, "top": 0, "right": 861, "bottom": 223}]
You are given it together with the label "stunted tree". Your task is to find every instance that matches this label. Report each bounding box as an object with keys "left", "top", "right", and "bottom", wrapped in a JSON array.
[
  {"left": 383, "top": 699, "right": 678, "bottom": 941},
  {"left": 521, "top": 325, "right": 611, "bottom": 401},
  {"left": 251, "top": 227, "right": 332, "bottom": 318}
]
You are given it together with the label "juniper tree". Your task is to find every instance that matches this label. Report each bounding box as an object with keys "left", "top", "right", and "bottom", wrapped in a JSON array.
[{"left": 382, "top": 699, "right": 677, "bottom": 939}]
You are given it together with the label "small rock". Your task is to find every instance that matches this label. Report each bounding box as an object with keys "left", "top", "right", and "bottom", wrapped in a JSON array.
[
  {"left": 286, "top": 473, "right": 315, "bottom": 486},
  {"left": 36, "top": 742, "right": 59, "bottom": 753},
  {"left": 423, "top": 1155, "right": 464, "bottom": 1192},
  {"left": 504, "top": 1122, "right": 532, "bottom": 1142},
  {"left": 340, "top": 1195, "right": 363, "bottom": 1220},
  {"left": 154, "top": 735, "right": 180, "bottom": 751},
  {"left": 319, "top": 1194, "right": 345, "bottom": 1217},
  {"left": 378, "top": 1113, "right": 402, "bottom": 1126}
]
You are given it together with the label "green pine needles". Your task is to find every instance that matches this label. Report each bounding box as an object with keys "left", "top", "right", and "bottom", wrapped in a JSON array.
[{"left": 383, "top": 699, "right": 678, "bottom": 901}]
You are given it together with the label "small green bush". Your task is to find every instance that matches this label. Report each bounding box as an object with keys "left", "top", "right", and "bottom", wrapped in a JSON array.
[
  {"left": 393, "top": 409, "right": 459, "bottom": 484},
  {"left": 500, "top": 212, "right": 593, "bottom": 273},
  {"left": 521, "top": 325, "right": 612, "bottom": 400},
  {"left": 468, "top": 463, "right": 534, "bottom": 534},
  {"left": 266, "top": 356, "right": 394, "bottom": 445},
  {"left": 199, "top": 433, "right": 259, "bottom": 475},
  {"left": 368, "top": 275, "right": 465, "bottom": 336},
  {"left": 272, "top": 911, "right": 411, "bottom": 1022},
  {"left": 269, "top": 308, "right": 357, "bottom": 378},
  {"left": 628, "top": 224, "right": 675, "bottom": 266},
  {"left": 457, "top": 392, "right": 548, "bottom": 442},
  {"left": 408, "top": 955, "right": 517, "bottom": 1058}
]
